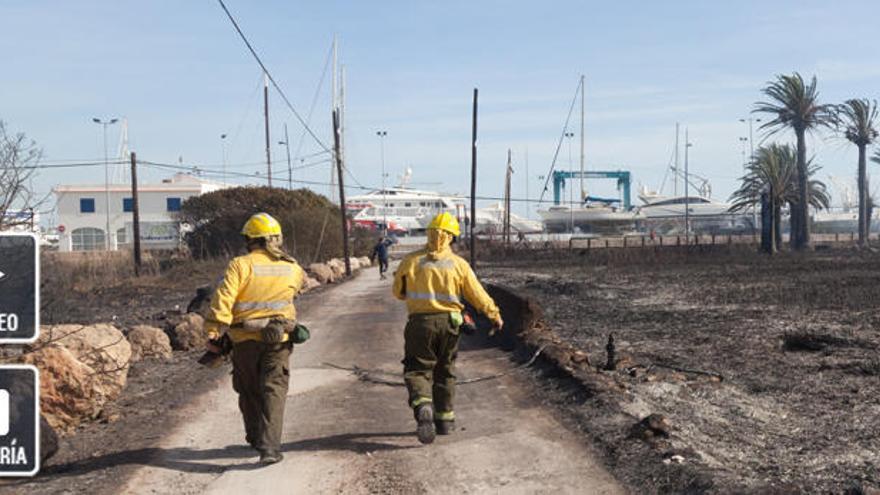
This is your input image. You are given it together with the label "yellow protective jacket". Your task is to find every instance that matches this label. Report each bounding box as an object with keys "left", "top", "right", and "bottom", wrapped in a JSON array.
[
  {"left": 205, "top": 249, "right": 305, "bottom": 343},
  {"left": 393, "top": 246, "right": 500, "bottom": 321}
]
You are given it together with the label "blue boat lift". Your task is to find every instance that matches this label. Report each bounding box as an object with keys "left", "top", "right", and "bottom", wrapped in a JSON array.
[{"left": 552, "top": 170, "right": 632, "bottom": 209}]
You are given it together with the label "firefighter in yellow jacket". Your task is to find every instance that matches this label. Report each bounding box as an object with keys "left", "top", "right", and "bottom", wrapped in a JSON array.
[
  {"left": 393, "top": 212, "right": 503, "bottom": 444},
  {"left": 204, "top": 213, "right": 305, "bottom": 465}
]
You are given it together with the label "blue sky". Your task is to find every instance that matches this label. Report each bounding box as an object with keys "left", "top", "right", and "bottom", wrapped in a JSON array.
[{"left": 4, "top": 0, "right": 880, "bottom": 221}]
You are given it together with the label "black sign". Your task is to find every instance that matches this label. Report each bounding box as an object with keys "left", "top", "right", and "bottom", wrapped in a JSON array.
[
  {"left": 0, "top": 365, "right": 39, "bottom": 476},
  {"left": 0, "top": 234, "right": 38, "bottom": 343}
]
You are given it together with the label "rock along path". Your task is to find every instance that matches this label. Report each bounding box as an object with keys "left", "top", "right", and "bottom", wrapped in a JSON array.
[{"left": 120, "top": 267, "right": 624, "bottom": 495}]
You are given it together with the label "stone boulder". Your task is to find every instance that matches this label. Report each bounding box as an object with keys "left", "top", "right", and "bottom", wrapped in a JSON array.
[
  {"left": 127, "top": 325, "right": 173, "bottom": 361},
  {"left": 327, "top": 259, "right": 346, "bottom": 278},
  {"left": 37, "top": 324, "right": 131, "bottom": 400},
  {"left": 348, "top": 257, "right": 362, "bottom": 271},
  {"left": 301, "top": 276, "right": 321, "bottom": 294},
  {"left": 21, "top": 345, "right": 102, "bottom": 432},
  {"left": 40, "top": 415, "right": 59, "bottom": 462},
  {"left": 358, "top": 256, "right": 373, "bottom": 268},
  {"left": 166, "top": 313, "right": 206, "bottom": 351},
  {"left": 308, "top": 263, "right": 334, "bottom": 284}
]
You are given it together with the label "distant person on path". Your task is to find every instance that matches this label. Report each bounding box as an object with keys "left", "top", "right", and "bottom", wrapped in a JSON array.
[
  {"left": 203, "top": 213, "right": 305, "bottom": 465},
  {"left": 370, "top": 236, "right": 392, "bottom": 279},
  {"left": 392, "top": 212, "right": 503, "bottom": 444}
]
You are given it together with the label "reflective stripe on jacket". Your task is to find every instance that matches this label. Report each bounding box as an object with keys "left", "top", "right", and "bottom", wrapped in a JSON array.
[
  {"left": 392, "top": 248, "right": 500, "bottom": 321},
  {"left": 206, "top": 249, "right": 305, "bottom": 343}
]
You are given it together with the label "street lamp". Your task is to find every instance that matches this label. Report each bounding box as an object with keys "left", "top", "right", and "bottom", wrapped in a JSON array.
[
  {"left": 92, "top": 117, "right": 119, "bottom": 250},
  {"left": 376, "top": 130, "right": 388, "bottom": 235},
  {"left": 738, "top": 118, "right": 762, "bottom": 158},
  {"left": 738, "top": 136, "right": 749, "bottom": 172},
  {"left": 684, "top": 130, "right": 693, "bottom": 236},
  {"left": 220, "top": 133, "right": 228, "bottom": 185},
  {"left": 740, "top": 117, "right": 762, "bottom": 228},
  {"left": 278, "top": 123, "right": 292, "bottom": 190}
]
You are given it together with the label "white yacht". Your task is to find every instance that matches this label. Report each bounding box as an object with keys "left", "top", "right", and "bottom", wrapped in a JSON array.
[
  {"left": 475, "top": 203, "right": 544, "bottom": 234},
  {"left": 346, "top": 170, "right": 467, "bottom": 234},
  {"left": 636, "top": 189, "right": 753, "bottom": 234},
  {"left": 538, "top": 202, "right": 637, "bottom": 234}
]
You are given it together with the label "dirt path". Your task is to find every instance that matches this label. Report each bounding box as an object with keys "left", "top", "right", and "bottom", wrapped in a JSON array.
[{"left": 117, "top": 269, "right": 623, "bottom": 494}]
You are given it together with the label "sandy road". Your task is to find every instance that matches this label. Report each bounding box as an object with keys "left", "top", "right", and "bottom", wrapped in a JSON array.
[{"left": 120, "top": 269, "right": 623, "bottom": 495}]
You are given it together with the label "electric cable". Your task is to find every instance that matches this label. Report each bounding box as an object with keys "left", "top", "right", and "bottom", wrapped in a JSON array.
[{"left": 215, "top": 0, "right": 330, "bottom": 152}]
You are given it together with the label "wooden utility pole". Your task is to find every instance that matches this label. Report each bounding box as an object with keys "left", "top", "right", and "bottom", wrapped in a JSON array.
[
  {"left": 470, "top": 88, "right": 478, "bottom": 269},
  {"left": 130, "top": 152, "right": 142, "bottom": 276},
  {"left": 504, "top": 149, "right": 512, "bottom": 244},
  {"left": 263, "top": 73, "right": 272, "bottom": 187},
  {"left": 332, "top": 110, "right": 351, "bottom": 276}
]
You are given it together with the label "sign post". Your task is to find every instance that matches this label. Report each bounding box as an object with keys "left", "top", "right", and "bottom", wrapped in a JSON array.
[{"left": 0, "top": 234, "right": 39, "bottom": 343}]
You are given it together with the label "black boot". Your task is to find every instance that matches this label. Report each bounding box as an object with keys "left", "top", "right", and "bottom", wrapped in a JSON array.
[
  {"left": 414, "top": 404, "right": 436, "bottom": 444},
  {"left": 435, "top": 420, "right": 455, "bottom": 435},
  {"left": 259, "top": 449, "right": 284, "bottom": 465}
]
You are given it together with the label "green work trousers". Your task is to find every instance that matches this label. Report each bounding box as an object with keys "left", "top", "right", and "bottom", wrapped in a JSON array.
[
  {"left": 403, "top": 313, "right": 460, "bottom": 418},
  {"left": 231, "top": 340, "right": 292, "bottom": 453}
]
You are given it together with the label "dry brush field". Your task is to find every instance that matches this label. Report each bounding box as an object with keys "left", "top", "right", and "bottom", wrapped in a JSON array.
[{"left": 482, "top": 246, "right": 880, "bottom": 493}]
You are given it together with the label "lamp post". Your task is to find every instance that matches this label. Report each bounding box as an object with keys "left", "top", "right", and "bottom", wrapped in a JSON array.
[
  {"left": 739, "top": 118, "right": 762, "bottom": 158},
  {"left": 684, "top": 130, "right": 693, "bottom": 236},
  {"left": 278, "top": 123, "right": 292, "bottom": 190},
  {"left": 740, "top": 117, "right": 762, "bottom": 230},
  {"left": 738, "top": 136, "right": 749, "bottom": 172},
  {"left": 92, "top": 117, "right": 119, "bottom": 250},
  {"left": 220, "top": 133, "right": 228, "bottom": 185},
  {"left": 376, "top": 130, "right": 388, "bottom": 234}
]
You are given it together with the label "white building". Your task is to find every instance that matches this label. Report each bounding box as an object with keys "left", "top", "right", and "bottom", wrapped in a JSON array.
[
  {"left": 1, "top": 210, "right": 40, "bottom": 233},
  {"left": 54, "top": 173, "right": 226, "bottom": 252}
]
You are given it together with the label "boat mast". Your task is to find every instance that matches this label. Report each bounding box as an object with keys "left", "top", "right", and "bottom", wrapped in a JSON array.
[
  {"left": 524, "top": 146, "right": 529, "bottom": 220},
  {"left": 340, "top": 63, "right": 346, "bottom": 193},
  {"left": 579, "top": 74, "right": 585, "bottom": 203},
  {"left": 673, "top": 122, "right": 680, "bottom": 197}
]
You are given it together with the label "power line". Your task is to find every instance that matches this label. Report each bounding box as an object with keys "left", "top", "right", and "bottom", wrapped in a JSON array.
[
  {"left": 538, "top": 78, "right": 584, "bottom": 203},
  {"left": 292, "top": 41, "right": 334, "bottom": 163},
  {"left": 24, "top": 156, "right": 573, "bottom": 207},
  {"left": 139, "top": 159, "right": 569, "bottom": 205},
  {"left": 215, "top": 0, "right": 330, "bottom": 152}
]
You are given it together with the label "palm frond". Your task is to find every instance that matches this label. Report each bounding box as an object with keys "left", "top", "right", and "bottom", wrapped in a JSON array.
[
  {"left": 836, "top": 98, "right": 879, "bottom": 146},
  {"left": 729, "top": 143, "right": 828, "bottom": 211}
]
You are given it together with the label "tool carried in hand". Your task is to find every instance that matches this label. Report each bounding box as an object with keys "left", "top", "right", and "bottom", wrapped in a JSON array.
[{"left": 198, "top": 333, "right": 233, "bottom": 368}]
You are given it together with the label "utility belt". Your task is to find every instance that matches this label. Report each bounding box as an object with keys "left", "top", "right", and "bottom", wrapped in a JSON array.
[
  {"left": 231, "top": 317, "right": 310, "bottom": 344},
  {"left": 408, "top": 311, "right": 477, "bottom": 335}
]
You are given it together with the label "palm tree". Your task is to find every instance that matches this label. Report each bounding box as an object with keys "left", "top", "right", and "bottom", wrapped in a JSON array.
[
  {"left": 730, "top": 143, "right": 830, "bottom": 252},
  {"left": 836, "top": 99, "right": 879, "bottom": 245},
  {"left": 754, "top": 73, "right": 835, "bottom": 250}
]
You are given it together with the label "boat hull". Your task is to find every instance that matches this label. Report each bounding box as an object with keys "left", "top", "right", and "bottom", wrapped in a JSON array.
[{"left": 538, "top": 207, "right": 636, "bottom": 234}]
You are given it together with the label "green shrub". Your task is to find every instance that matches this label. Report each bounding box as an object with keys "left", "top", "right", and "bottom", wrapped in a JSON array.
[{"left": 178, "top": 186, "right": 371, "bottom": 262}]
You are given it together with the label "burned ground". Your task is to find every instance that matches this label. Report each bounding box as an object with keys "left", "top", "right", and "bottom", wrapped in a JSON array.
[{"left": 481, "top": 246, "right": 880, "bottom": 493}]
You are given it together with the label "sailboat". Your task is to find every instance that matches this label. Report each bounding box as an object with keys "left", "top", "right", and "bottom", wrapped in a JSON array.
[
  {"left": 537, "top": 75, "right": 638, "bottom": 234},
  {"left": 636, "top": 125, "right": 753, "bottom": 235}
]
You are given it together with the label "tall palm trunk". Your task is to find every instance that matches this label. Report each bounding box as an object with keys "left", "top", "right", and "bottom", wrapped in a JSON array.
[
  {"left": 795, "top": 128, "right": 810, "bottom": 249},
  {"left": 773, "top": 204, "right": 782, "bottom": 253},
  {"left": 858, "top": 143, "right": 868, "bottom": 245}
]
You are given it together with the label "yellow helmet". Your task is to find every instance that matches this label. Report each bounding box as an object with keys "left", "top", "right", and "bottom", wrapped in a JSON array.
[
  {"left": 241, "top": 212, "right": 282, "bottom": 238},
  {"left": 427, "top": 212, "right": 461, "bottom": 236}
]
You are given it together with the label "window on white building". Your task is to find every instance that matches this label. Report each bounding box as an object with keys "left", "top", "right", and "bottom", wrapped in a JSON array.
[
  {"left": 71, "top": 227, "right": 105, "bottom": 251},
  {"left": 123, "top": 198, "right": 133, "bottom": 213},
  {"left": 116, "top": 228, "right": 128, "bottom": 245},
  {"left": 80, "top": 198, "right": 96, "bottom": 213},
  {"left": 167, "top": 197, "right": 182, "bottom": 212}
]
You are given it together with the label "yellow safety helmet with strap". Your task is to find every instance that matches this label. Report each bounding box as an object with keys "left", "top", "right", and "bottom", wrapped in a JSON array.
[
  {"left": 241, "top": 212, "right": 283, "bottom": 238},
  {"left": 427, "top": 212, "right": 461, "bottom": 236}
]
